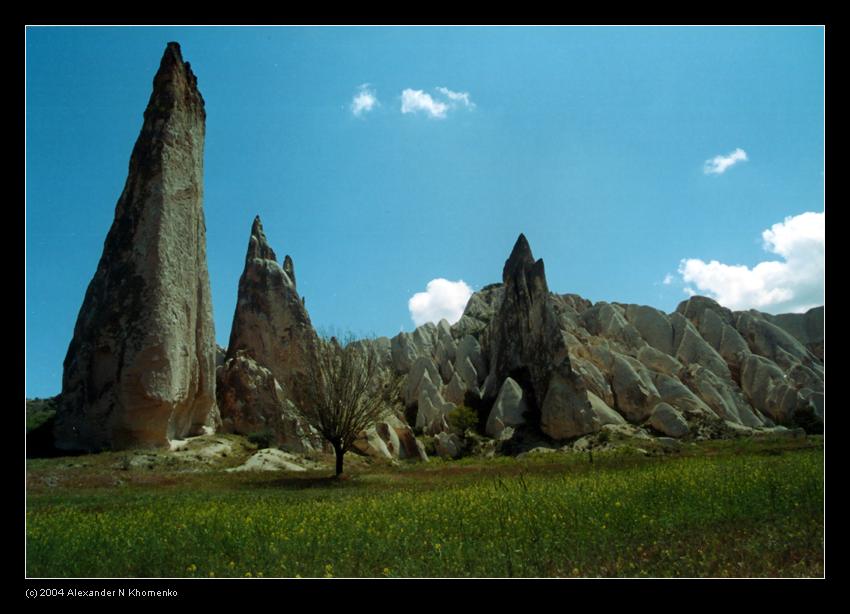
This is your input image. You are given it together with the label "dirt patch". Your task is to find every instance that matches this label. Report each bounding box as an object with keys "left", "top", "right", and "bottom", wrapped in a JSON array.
[{"left": 226, "top": 449, "right": 329, "bottom": 473}]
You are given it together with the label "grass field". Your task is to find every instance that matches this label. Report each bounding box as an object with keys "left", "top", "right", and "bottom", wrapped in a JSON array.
[{"left": 26, "top": 435, "right": 824, "bottom": 578}]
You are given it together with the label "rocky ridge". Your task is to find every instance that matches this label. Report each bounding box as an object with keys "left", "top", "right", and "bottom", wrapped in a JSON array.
[{"left": 380, "top": 235, "right": 823, "bottom": 455}]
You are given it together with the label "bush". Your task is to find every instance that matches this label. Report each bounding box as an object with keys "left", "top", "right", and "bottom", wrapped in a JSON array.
[
  {"left": 792, "top": 406, "right": 823, "bottom": 435},
  {"left": 447, "top": 405, "right": 479, "bottom": 435},
  {"left": 246, "top": 429, "right": 275, "bottom": 450},
  {"left": 26, "top": 396, "right": 61, "bottom": 458},
  {"left": 26, "top": 396, "right": 60, "bottom": 432},
  {"left": 419, "top": 435, "right": 437, "bottom": 457}
]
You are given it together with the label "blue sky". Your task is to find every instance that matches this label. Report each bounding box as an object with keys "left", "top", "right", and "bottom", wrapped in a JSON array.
[{"left": 26, "top": 26, "right": 824, "bottom": 398}]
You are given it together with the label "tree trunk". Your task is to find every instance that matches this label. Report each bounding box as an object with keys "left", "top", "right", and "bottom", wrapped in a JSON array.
[{"left": 333, "top": 441, "right": 344, "bottom": 477}]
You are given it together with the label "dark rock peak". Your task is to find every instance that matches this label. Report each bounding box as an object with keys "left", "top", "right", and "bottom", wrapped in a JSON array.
[
  {"left": 124, "top": 42, "right": 205, "bottom": 182},
  {"left": 246, "top": 216, "right": 278, "bottom": 263},
  {"left": 502, "top": 233, "right": 549, "bottom": 301},
  {"left": 161, "top": 42, "right": 186, "bottom": 71},
  {"left": 144, "top": 42, "right": 205, "bottom": 124},
  {"left": 486, "top": 232, "right": 593, "bottom": 440},
  {"left": 160, "top": 41, "right": 202, "bottom": 97},
  {"left": 283, "top": 255, "right": 296, "bottom": 289},
  {"left": 502, "top": 233, "right": 535, "bottom": 282}
]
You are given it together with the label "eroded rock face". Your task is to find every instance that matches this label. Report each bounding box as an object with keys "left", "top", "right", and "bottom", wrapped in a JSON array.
[
  {"left": 405, "top": 356, "right": 442, "bottom": 408},
  {"left": 55, "top": 43, "right": 216, "bottom": 451},
  {"left": 609, "top": 353, "right": 661, "bottom": 423},
  {"left": 486, "top": 234, "right": 595, "bottom": 440},
  {"left": 649, "top": 402, "right": 690, "bottom": 438},
  {"left": 734, "top": 311, "right": 814, "bottom": 371},
  {"left": 540, "top": 371, "right": 600, "bottom": 438},
  {"left": 624, "top": 304, "right": 674, "bottom": 355},
  {"left": 485, "top": 377, "right": 528, "bottom": 438},
  {"left": 224, "top": 216, "right": 318, "bottom": 413},
  {"left": 452, "top": 284, "right": 505, "bottom": 340},
  {"left": 354, "top": 414, "right": 428, "bottom": 462},
  {"left": 587, "top": 392, "right": 626, "bottom": 426},
  {"left": 390, "top": 247, "right": 822, "bottom": 449},
  {"left": 394, "top": 252, "right": 822, "bottom": 446},
  {"left": 216, "top": 352, "right": 323, "bottom": 453},
  {"left": 434, "top": 432, "right": 464, "bottom": 459},
  {"left": 416, "top": 379, "right": 455, "bottom": 435},
  {"left": 765, "top": 306, "right": 824, "bottom": 360}
]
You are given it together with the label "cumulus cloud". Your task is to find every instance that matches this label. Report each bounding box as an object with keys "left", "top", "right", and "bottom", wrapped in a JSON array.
[
  {"left": 351, "top": 84, "right": 378, "bottom": 117},
  {"left": 704, "top": 148, "right": 748, "bottom": 175},
  {"left": 436, "top": 86, "right": 475, "bottom": 109},
  {"left": 401, "top": 89, "right": 449, "bottom": 119},
  {"left": 408, "top": 278, "right": 473, "bottom": 326},
  {"left": 662, "top": 274, "right": 674, "bottom": 285},
  {"left": 678, "top": 211, "right": 824, "bottom": 313}
]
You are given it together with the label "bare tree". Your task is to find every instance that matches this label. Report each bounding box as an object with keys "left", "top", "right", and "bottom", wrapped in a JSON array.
[{"left": 302, "top": 335, "right": 397, "bottom": 477}]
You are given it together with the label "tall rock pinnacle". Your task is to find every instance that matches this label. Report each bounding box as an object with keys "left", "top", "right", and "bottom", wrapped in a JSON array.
[
  {"left": 486, "top": 234, "right": 598, "bottom": 440},
  {"left": 54, "top": 42, "right": 217, "bottom": 451},
  {"left": 223, "top": 216, "right": 318, "bottom": 413}
]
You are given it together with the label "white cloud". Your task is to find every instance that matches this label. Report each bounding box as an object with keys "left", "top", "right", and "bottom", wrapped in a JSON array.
[
  {"left": 351, "top": 84, "right": 378, "bottom": 117},
  {"left": 408, "top": 278, "right": 473, "bottom": 326},
  {"left": 704, "top": 148, "right": 748, "bottom": 175},
  {"left": 401, "top": 89, "right": 448, "bottom": 119},
  {"left": 436, "top": 86, "right": 475, "bottom": 109},
  {"left": 679, "top": 211, "right": 824, "bottom": 313},
  {"left": 662, "top": 274, "right": 674, "bottom": 285}
]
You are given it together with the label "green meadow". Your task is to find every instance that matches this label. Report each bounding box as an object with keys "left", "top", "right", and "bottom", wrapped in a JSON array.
[{"left": 26, "top": 436, "right": 824, "bottom": 578}]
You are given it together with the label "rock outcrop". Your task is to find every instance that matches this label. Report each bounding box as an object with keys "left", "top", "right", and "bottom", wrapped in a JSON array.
[
  {"left": 649, "top": 402, "right": 690, "bottom": 438},
  {"left": 434, "top": 432, "right": 465, "bottom": 459},
  {"left": 54, "top": 42, "right": 217, "bottom": 451},
  {"left": 216, "top": 217, "right": 322, "bottom": 450},
  {"left": 486, "top": 235, "right": 597, "bottom": 440},
  {"left": 216, "top": 351, "right": 323, "bottom": 453},
  {"left": 353, "top": 414, "right": 429, "bottom": 462},
  {"left": 765, "top": 306, "right": 824, "bottom": 360},
  {"left": 485, "top": 377, "right": 528, "bottom": 438},
  {"left": 388, "top": 236, "right": 823, "bottom": 450},
  {"left": 223, "top": 216, "right": 318, "bottom": 411}
]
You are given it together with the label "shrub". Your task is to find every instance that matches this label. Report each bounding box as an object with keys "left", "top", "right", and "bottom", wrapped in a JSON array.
[
  {"left": 447, "top": 405, "right": 479, "bottom": 435},
  {"left": 420, "top": 435, "right": 437, "bottom": 457},
  {"left": 246, "top": 429, "right": 275, "bottom": 450},
  {"left": 26, "top": 396, "right": 60, "bottom": 432}
]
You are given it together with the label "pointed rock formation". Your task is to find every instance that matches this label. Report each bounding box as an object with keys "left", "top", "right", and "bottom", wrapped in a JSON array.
[
  {"left": 485, "top": 377, "right": 528, "bottom": 438},
  {"left": 222, "top": 216, "right": 319, "bottom": 413},
  {"left": 54, "top": 42, "right": 216, "bottom": 451},
  {"left": 486, "top": 234, "right": 598, "bottom": 439}
]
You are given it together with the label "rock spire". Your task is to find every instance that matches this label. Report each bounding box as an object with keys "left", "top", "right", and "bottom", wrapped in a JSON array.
[
  {"left": 55, "top": 42, "right": 217, "bottom": 451},
  {"left": 486, "top": 234, "right": 598, "bottom": 439},
  {"left": 223, "top": 216, "right": 318, "bottom": 413}
]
